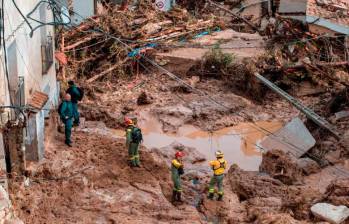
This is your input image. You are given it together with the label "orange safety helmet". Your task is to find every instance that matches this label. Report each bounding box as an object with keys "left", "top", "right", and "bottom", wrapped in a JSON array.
[
  {"left": 124, "top": 117, "right": 133, "bottom": 126},
  {"left": 175, "top": 151, "right": 184, "bottom": 158}
]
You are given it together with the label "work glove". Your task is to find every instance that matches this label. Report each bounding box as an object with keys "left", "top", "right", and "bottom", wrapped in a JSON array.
[{"left": 178, "top": 167, "right": 184, "bottom": 176}]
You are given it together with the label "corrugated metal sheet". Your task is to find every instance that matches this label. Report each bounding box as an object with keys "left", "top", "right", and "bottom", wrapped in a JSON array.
[
  {"left": 28, "top": 91, "right": 49, "bottom": 110},
  {"left": 260, "top": 117, "right": 316, "bottom": 158}
]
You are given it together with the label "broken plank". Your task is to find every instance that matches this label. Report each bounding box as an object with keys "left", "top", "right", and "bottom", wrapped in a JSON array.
[
  {"left": 86, "top": 64, "right": 119, "bottom": 83},
  {"left": 64, "top": 34, "right": 103, "bottom": 51}
]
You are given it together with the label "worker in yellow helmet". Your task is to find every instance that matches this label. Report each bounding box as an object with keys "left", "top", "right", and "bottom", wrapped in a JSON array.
[{"left": 208, "top": 151, "right": 227, "bottom": 201}]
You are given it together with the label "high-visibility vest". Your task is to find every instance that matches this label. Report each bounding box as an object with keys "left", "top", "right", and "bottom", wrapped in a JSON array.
[{"left": 210, "top": 159, "right": 227, "bottom": 176}]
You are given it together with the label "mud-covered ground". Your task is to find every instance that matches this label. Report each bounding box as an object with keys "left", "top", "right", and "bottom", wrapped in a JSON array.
[{"left": 8, "top": 72, "right": 349, "bottom": 223}]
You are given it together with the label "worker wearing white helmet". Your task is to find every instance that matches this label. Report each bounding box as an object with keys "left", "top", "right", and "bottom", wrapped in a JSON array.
[{"left": 208, "top": 150, "right": 227, "bottom": 201}]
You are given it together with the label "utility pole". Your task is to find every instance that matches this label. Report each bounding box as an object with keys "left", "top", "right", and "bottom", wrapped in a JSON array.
[{"left": 254, "top": 72, "right": 341, "bottom": 140}]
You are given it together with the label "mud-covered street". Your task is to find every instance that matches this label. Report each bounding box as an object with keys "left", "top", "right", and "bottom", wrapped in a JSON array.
[
  {"left": 9, "top": 73, "right": 349, "bottom": 223},
  {"left": 2, "top": 0, "right": 349, "bottom": 223}
]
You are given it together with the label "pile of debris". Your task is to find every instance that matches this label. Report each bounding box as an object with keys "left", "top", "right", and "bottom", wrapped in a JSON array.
[{"left": 60, "top": 0, "right": 224, "bottom": 84}]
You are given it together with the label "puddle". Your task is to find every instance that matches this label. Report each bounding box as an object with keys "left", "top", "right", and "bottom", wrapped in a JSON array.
[
  {"left": 138, "top": 113, "right": 282, "bottom": 171},
  {"left": 81, "top": 112, "right": 282, "bottom": 171}
]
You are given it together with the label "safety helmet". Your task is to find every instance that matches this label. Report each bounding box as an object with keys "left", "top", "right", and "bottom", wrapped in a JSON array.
[
  {"left": 124, "top": 117, "right": 133, "bottom": 126},
  {"left": 215, "top": 150, "right": 224, "bottom": 158},
  {"left": 175, "top": 151, "right": 184, "bottom": 158}
]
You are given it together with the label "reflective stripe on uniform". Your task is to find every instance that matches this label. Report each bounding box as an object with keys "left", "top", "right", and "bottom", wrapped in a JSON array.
[
  {"left": 208, "top": 188, "right": 214, "bottom": 193},
  {"left": 173, "top": 187, "right": 182, "bottom": 192}
]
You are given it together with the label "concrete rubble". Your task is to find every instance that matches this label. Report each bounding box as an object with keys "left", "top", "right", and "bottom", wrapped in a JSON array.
[
  {"left": 260, "top": 118, "right": 316, "bottom": 158},
  {"left": 311, "top": 203, "right": 349, "bottom": 224}
]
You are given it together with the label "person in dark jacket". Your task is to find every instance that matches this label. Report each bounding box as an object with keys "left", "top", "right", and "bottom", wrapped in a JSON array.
[
  {"left": 60, "top": 94, "right": 74, "bottom": 147},
  {"left": 66, "top": 81, "right": 81, "bottom": 126}
]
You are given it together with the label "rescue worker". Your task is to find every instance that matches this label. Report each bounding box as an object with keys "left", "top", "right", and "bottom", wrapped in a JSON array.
[
  {"left": 125, "top": 117, "right": 142, "bottom": 167},
  {"left": 171, "top": 151, "right": 184, "bottom": 203},
  {"left": 66, "top": 81, "right": 81, "bottom": 126},
  {"left": 59, "top": 94, "right": 74, "bottom": 147},
  {"left": 208, "top": 151, "right": 227, "bottom": 201}
]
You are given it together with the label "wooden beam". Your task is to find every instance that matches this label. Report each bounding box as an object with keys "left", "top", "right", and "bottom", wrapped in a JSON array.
[
  {"left": 86, "top": 64, "right": 120, "bottom": 83},
  {"left": 207, "top": 0, "right": 261, "bottom": 33}
]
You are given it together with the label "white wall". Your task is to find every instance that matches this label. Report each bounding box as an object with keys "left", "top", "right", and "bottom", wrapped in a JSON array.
[
  {"left": 0, "top": 0, "right": 58, "bottom": 109},
  {"left": 72, "top": 0, "right": 95, "bottom": 24},
  {"left": 0, "top": 0, "right": 59, "bottom": 163}
]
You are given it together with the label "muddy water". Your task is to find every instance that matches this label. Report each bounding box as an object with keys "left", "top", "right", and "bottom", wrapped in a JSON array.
[
  {"left": 82, "top": 113, "right": 282, "bottom": 171},
  {"left": 137, "top": 112, "right": 282, "bottom": 171}
]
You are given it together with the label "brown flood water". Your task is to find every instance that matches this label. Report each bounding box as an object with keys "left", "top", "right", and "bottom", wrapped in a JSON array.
[
  {"left": 83, "top": 113, "right": 282, "bottom": 171},
  {"left": 137, "top": 112, "right": 282, "bottom": 171}
]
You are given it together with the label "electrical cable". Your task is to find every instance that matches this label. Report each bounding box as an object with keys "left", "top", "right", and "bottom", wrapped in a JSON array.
[
  {"left": 3, "top": 9, "right": 42, "bottom": 90},
  {"left": 10, "top": 0, "right": 34, "bottom": 34},
  {"left": 26, "top": 0, "right": 71, "bottom": 37},
  {"left": 1, "top": 0, "right": 13, "bottom": 106}
]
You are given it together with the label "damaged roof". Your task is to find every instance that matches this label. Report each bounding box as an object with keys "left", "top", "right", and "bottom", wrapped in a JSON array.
[
  {"left": 28, "top": 91, "right": 49, "bottom": 110},
  {"left": 307, "top": 0, "right": 349, "bottom": 34},
  {"left": 279, "top": 0, "right": 349, "bottom": 35}
]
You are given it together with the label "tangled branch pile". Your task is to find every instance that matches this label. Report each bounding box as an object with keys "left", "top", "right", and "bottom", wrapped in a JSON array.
[{"left": 60, "top": 0, "right": 223, "bottom": 83}]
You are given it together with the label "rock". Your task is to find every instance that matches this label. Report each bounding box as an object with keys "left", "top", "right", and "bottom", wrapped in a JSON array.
[
  {"left": 259, "top": 149, "right": 303, "bottom": 185},
  {"left": 297, "top": 158, "right": 321, "bottom": 175},
  {"left": 311, "top": 203, "right": 349, "bottom": 224}
]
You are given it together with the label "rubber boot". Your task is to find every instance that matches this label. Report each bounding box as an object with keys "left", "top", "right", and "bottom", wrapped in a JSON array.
[
  {"left": 172, "top": 190, "right": 177, "bottom": 202},
  {"left": 207, "top": 193, "right": 214, "bottom": 200},
  {"left": 177, "top": 192, "right": 183, "bottom": 203},
  {"left": 217, "top": 194, "right": 223, "bottom": 201}
]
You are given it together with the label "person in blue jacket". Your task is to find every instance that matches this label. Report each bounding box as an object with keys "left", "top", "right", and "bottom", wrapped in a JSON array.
[
  {"left": 60, "top": 94, "right": 74, "bottom": 147},
  {"left": 66, "top": 81, "right": 81, "bottom": 126}
]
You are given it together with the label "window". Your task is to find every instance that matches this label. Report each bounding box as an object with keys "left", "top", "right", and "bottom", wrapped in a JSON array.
[{"left": 41, "top": 35, "right": 54, "bottom": 74}]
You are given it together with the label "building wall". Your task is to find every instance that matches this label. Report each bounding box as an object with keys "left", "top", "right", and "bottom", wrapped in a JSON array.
[
  {"left": 72, "top": 0, "right": 96, "bottom": 24},
  {"left": 0, "top": 1, "right": 59, "bottom": 166},
  {"left": 1, "top": 0, "right": 58, "bottom": 109}
]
